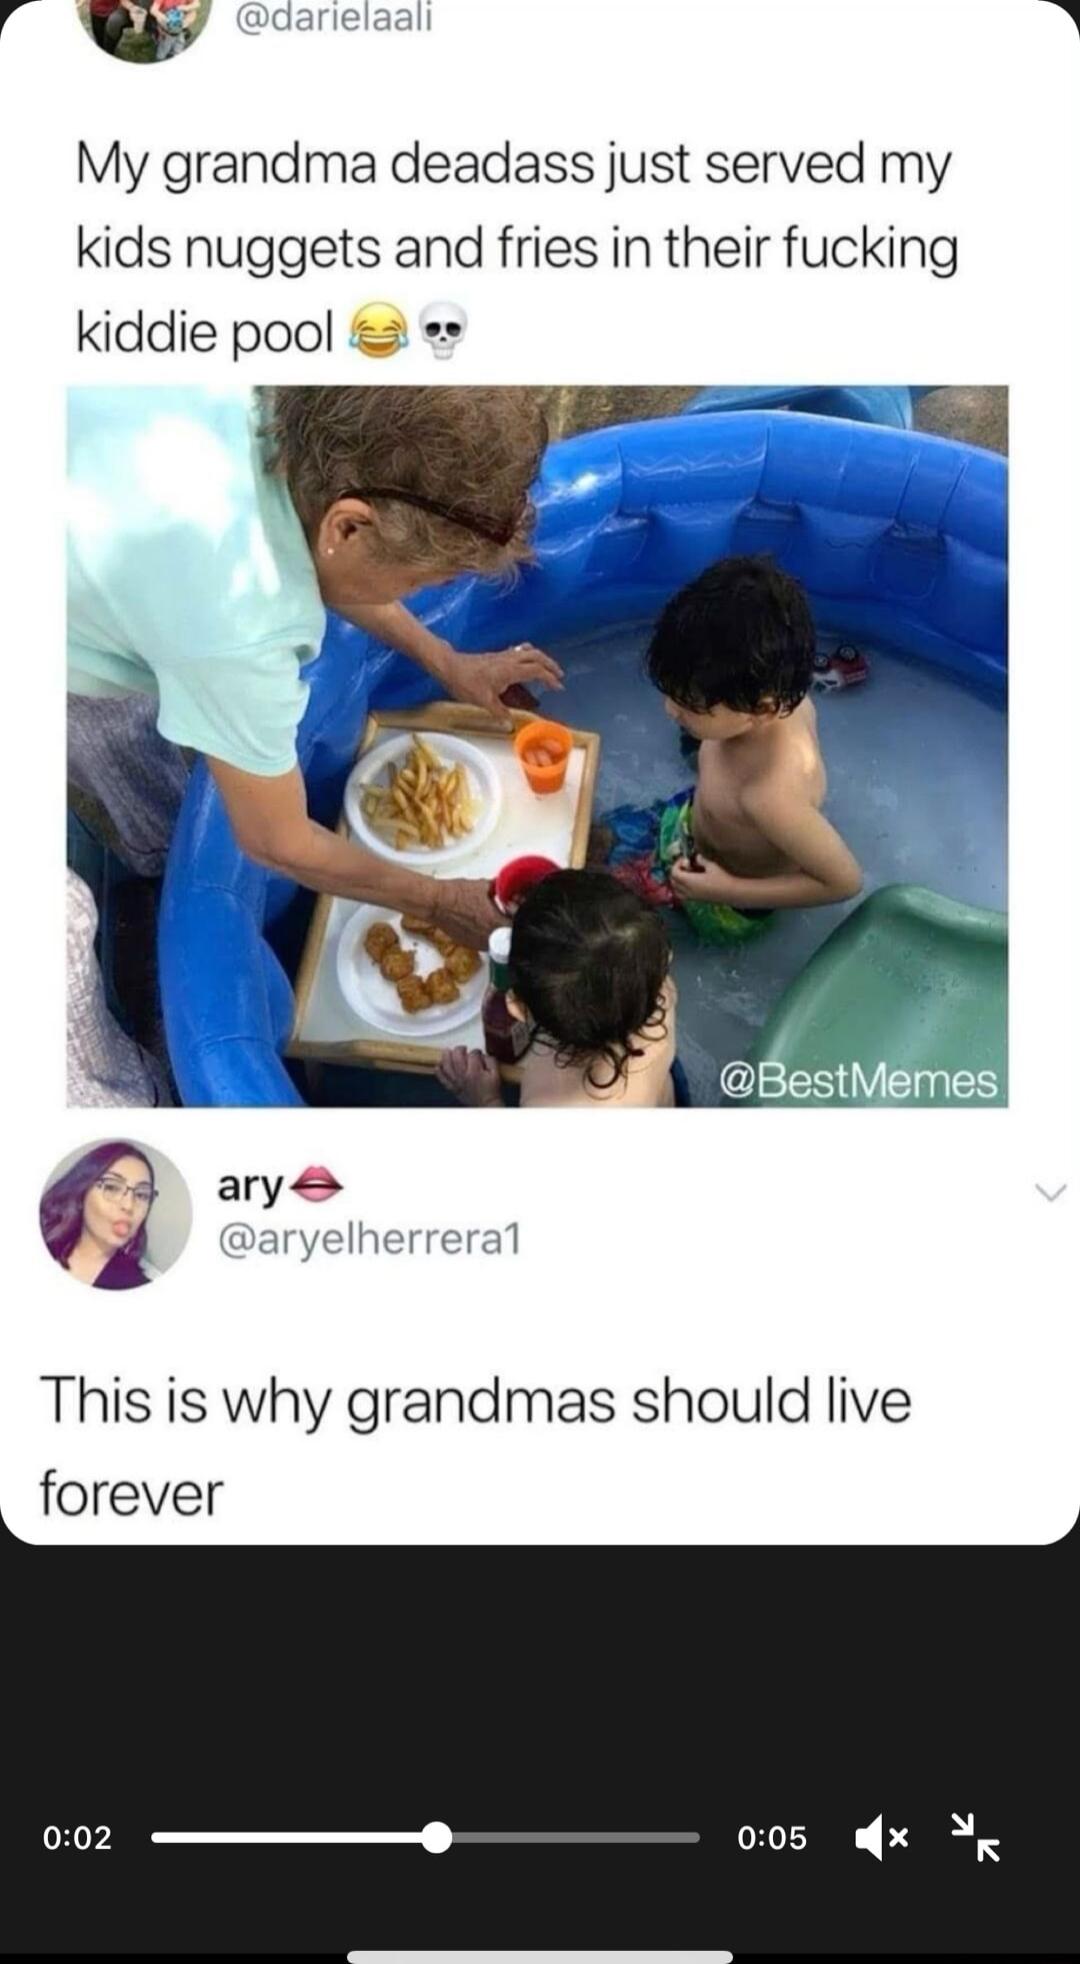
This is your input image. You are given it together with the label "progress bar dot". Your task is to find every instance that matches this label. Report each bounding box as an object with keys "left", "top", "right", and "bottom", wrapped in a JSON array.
[{"left": 421, "top": 1821, "right": 452, "bottom": 1855}]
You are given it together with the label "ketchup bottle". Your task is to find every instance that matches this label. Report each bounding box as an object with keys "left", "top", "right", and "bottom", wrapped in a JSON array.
[{"left": 482, "top": 926, "right": 531, "bottom": 1065}]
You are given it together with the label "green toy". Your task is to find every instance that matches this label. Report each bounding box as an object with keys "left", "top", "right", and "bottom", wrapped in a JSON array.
[{"left": 746, "top": 886, "right": 1007, "bottom": 1107}]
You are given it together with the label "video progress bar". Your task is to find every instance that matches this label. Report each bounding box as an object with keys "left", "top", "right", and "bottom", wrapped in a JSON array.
[
  {"left": 455, "top": 1832, "right": 700, "bottom": 1844},
  {"left": 151, "top": 1827, "right": 699, "bottom": 1849}
]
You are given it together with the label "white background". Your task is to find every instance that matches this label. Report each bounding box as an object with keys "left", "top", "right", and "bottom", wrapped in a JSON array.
[{"left": 0, "top": 0, "right": 1076, "bottom": 1544}]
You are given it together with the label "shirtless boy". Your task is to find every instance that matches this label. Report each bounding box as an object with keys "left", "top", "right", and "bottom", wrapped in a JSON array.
[{"left": 603, "top": 556, "right": 862, "bottom": 943}]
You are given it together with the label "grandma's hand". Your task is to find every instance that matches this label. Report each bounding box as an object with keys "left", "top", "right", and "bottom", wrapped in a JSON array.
[
  {"left": 427, "top": 876, "right": 502, "bottom": 950},
  {"left": 445, "top": 644, "right": 564, "bottom": 727}
]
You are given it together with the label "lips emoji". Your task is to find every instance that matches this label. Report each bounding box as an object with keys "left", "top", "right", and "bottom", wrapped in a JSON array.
[{"left": 291, "top": 1166, "right": 343, "bottom": 1203}]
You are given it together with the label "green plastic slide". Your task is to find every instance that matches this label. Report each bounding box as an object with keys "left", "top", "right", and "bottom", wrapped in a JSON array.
[{"left": 747, "top": 886, "right": 1007, "bottom": 1108}]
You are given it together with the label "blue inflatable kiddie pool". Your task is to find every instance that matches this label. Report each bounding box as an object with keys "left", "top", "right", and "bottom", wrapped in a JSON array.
[
  {"left": 160, "top": 410, "right": 1007, "bottom": 1107},
  {"left": 682, "top": 384, "right": 932, "bottom": 427}
]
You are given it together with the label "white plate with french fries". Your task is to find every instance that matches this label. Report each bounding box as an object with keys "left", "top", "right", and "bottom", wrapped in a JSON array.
[
  {"left": 344, "top": 732, "right": 502, "bottom": 866},
  {"left": 336, "top": 906, "right": 489, "bottom": 1038}
]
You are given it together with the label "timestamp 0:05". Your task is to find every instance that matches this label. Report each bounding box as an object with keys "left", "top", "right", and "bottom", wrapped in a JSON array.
[{"left": 738, "top": 1825, "right": 807, "bottom": 1850}]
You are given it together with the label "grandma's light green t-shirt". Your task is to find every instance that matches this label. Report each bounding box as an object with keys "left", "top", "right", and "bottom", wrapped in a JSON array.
[{"left": 67, "top": 388, "right": 326, "bottom": 777}]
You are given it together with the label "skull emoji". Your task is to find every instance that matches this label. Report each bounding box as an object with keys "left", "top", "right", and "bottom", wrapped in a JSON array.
[{"left": 419, "top": 302, "right": 468, "bottom": 361}]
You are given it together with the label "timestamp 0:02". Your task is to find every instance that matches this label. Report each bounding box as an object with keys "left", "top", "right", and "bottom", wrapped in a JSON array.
[
  {"left": 43, "top": 1826, "right": 112, "bottom": 1851},
  {"left": 738, "top": 1825, "right": 807, "bottom": 1850}
]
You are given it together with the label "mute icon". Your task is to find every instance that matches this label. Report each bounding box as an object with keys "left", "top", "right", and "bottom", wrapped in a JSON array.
[
  {"left": 855, "top": 1814, "right": 884, "bottom": 1860},
  {"left": 855, "top": 1813, "right": 908, "bottom": 1858}
]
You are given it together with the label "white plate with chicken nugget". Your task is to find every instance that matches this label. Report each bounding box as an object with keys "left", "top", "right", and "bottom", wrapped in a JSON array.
[
  {"left": 344, "top": 732, "right": 502, "bottom": 867},
  {"left": 336, "top": 905, "right": 488, "bottom": 1037}
]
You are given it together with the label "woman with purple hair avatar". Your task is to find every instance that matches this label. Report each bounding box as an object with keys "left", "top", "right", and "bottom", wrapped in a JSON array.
[{"left": 40, "top": 1143, "right": 159, "bottom": 1290}]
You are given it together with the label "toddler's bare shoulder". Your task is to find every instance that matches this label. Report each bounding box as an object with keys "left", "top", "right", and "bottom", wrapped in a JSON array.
[{"left": 742, "top": 757, "right": 815, "bottom": 814}]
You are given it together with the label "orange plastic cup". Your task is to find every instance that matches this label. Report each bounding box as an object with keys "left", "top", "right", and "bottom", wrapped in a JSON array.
[{"left": 513, "top": 719, "right": 573, "bottom": 795}]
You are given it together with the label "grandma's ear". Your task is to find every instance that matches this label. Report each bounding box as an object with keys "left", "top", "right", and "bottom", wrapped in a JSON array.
[{"left": 315, "top": 498, "right": 376, "bottom": 562}]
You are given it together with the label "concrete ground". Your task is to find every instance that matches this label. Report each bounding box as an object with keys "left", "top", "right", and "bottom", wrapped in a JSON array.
[
  {"left": 914, "top": 386, "right": 1007, "bottom": 454},
  {"left": 536, "top": 385, "right": 1008, "bottom": 453}
]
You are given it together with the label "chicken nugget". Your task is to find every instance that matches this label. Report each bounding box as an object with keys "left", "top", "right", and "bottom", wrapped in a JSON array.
[
  {"left": 380, "top": 947, "right": 416, "bottom": 983},
  {"left": 396, "top": 974, "right": 433, "bottom": 1015},
  {"left": 427, "top": 967, "right": 461, "bottom": 1007},
  {"left": 363, "top": 922, "right": 399, "bottom": 964},
  {"left": 445, "top": 944, "right": 482, "bottom": 984},
  {"left": 400, "top": 916, "right": 456, "bottom": 957}
]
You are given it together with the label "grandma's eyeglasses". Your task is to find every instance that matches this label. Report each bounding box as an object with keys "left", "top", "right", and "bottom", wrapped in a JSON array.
[
  {"left": 95, "top": 1176, "right": 156, "bottom": 1208},
  {"left": 343, "top": 486, "right": 527, "bottom": 550}
]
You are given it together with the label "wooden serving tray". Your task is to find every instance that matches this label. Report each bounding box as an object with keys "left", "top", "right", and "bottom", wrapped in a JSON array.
[{"left": 287, "top": 702, "right": 601, "bottom": 1074}]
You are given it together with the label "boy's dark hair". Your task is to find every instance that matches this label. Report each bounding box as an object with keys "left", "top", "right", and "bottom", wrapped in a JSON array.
[
  {"left": 508, "top": 869, "right": 671, "bottom": 1094},
  {"left": 646, "top": 554, "right": 816, "bottom": 716}
]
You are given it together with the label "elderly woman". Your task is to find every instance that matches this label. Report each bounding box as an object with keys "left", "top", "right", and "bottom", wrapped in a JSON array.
[{"left": 68, "top": 387, "right": 560, "bottom": 957}]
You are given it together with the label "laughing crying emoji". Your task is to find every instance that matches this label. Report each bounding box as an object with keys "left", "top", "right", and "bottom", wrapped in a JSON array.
[{"left": 349, "top": 302, "right": 409, "bottom": 359}]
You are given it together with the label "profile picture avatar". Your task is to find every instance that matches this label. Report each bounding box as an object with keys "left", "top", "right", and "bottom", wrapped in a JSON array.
[
  {"left": 40, "top": 1140, "right": 192, "bottom": 1290},
  {"left": 78, "top": 0, "right": 211, "bottom": 63}
]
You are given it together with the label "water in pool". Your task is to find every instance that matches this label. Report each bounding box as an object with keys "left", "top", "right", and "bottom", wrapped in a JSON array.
[
  {"left": 554, "top": 623, "right": 1006, "bottom": 1108},
  {"left": 318, "top": 625, "right": 1005, "bottom": 1107}
]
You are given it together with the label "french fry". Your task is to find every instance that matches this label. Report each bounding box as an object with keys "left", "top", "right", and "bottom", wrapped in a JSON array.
[{"left": 363, "top": 736, "right": 480, "bottom": 852}]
